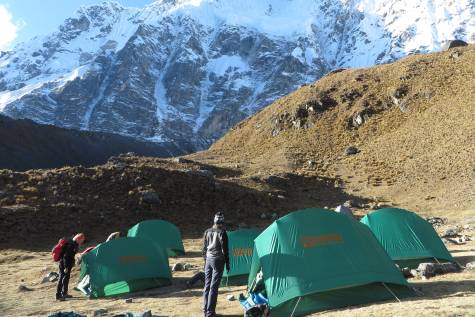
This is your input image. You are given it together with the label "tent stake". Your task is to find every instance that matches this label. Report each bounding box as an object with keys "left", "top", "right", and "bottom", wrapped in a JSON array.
[
  {"left": 382, "top": 282, "right": 401, "bottom": 303},
  {"left": 290, "top": 296, "right": 301, "bottom": 317}
]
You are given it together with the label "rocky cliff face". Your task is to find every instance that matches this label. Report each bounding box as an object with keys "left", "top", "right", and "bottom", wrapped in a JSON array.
[{"left": 0, "top": 0, "right": 473, "bottom": 150}]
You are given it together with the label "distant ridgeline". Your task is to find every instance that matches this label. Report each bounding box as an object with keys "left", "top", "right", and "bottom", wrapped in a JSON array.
[{"left": 0, "top": 114, "right": 192, "bottom": 171}]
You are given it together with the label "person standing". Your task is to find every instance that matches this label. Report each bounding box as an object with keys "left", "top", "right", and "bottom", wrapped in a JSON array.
[
  {"left": 202, "top": 212, "right": 230, "bottom": 317},
  {"left": 56, "top": 233, "right": 86, "bottom": 301}
]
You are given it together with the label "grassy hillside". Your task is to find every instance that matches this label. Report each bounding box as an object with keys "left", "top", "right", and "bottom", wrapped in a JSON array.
[{"left": 193, "top": 45, "right": 475, "bottom": 211}]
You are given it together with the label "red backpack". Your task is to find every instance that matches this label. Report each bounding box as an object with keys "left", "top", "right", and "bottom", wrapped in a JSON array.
[{"left": 51, "top": 237, "right": 67, "bottom": 262}]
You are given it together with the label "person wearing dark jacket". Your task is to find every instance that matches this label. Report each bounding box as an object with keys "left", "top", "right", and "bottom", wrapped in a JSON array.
[
  {"left": 56, "top": 233, "right": 85, "bottom": 301},
  {"left": 202, "top": 212, "right": 229, "bottom": 317}
]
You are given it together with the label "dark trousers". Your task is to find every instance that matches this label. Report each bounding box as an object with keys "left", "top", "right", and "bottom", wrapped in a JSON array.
[
  {"left": 203, "top": 257, "right": 224, "bottom": 317},
  {"left": 56, "top": 262, "right": 71, "bottom": 298}
]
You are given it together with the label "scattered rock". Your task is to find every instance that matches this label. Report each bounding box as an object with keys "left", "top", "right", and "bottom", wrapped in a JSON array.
[
  {"left": 227, "top": 294, "right": 236, "bottom": 301},
  {"left": 393, "top": 85, "right": 409, "bottom": 99},
  {"left": 411, "top": 262, "right": 460, "bottom": 279},
  {"left": 173, "top": 157, "right": 191, "bottom": 164},
  {"left": 41, "top": 271, "right": 59, "bottom": 283},
  {"left": 345, "top": 146, "right": 358, "bottom": 156},
  {"left": 172, "top": 263, "right": 186, "bottom": 272},
  {"left": 260, "top": 212, "right": 268, "bottom": 220},
  {"left": 350, "top": 109, "right": 373, "bottom": 128},
  {"left": 139, "top": 190, "right": 160, "bottom": 205},
  {"left": 442, "top": 227, "right": 459, "bottom": 238},
  {"left": 263, "top": 175, "right": 284, "bottom": 186},
  {"left": 18, "top": 285, "right": 33, "bottom": 292},
  {"left": 426, "top": 217, "right": 447, "bottom": 227},
  {"left": 465, "top": 261, "right": 475, "bottom": 270},
  {"left": 125, "top": 298, "right": 133, "bottom": 303},
  {"left": 93, "top": 308, "right": 108, "bottom": 316},
  {"left": 188, "top": 169, "right": 214, "bottom": 178},
  {"left": 400, "top": 267, "right": 413, "bottom": 278}
]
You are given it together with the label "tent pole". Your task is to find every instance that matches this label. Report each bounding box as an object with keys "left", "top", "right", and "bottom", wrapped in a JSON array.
[
  {"left": 247, "top": 276, "right": 256, "bottom": 296},
  {"left": 290, "top": 296, "right": 301, "bottom": 317},
  {"left": 382, "top": 282, "right": 401, "bottom": 303}
]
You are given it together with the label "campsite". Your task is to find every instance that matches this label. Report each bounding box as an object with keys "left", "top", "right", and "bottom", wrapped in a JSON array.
[
  {"left": 1, "top": 1, "right": 475, "bottom": 316},
  {"left": 1, "top": 204, "right": 474, "bottom": 317}
]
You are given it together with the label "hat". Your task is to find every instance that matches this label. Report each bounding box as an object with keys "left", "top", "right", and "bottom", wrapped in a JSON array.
[
  {"left": 214, "top": 212, "right": 225, "bottom": 225},
  {"left": 73, "top": 233, "right": 86, "bottom": 244}
]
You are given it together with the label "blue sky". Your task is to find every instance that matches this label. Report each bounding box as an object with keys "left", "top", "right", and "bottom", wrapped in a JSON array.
[{"left": 0, "top": 1, "right": 154, "bottom": 50}]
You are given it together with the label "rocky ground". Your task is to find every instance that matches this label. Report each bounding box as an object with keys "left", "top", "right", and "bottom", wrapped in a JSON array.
[{"left": 0, "top": 219, "right": 474, "bottom": 317}]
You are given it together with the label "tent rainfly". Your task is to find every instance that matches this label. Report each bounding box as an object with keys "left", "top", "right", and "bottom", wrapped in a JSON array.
[
  {"left": 361, "top": 208, "right": 455, "bottom": 268},
  {"left": 221, "top": 228, "right": 261, "bottom": 286},
  {"left": 128, "top": 219, "right": 185, "bottom": 256},
  {"left": 80, "top": 237, "right": 171, "bottom": 298},
  {"left": 247, "top": 208, "right": 414, "bottom": 317}
]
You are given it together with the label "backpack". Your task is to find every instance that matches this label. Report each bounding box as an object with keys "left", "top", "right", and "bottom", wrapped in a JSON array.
[{"left": 52, "top": 237, "right": 67, "bottom": 262}]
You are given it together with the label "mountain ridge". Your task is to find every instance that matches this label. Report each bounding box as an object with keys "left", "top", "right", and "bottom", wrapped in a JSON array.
[{"left": 0, "top": 0, "right": 474, "bottom": 149}]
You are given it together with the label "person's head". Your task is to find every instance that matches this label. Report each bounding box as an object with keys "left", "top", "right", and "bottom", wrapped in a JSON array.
[
  {"left": 213, "top": 212, "right": 225, "bottom": 228},
  {"left": 73, "top": 233, "right": 86, "bottom": 245}
]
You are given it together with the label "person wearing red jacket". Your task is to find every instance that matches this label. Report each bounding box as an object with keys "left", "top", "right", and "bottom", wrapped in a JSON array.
[{"left": 56, "top": 233, "right": 85, "bottom": 301}]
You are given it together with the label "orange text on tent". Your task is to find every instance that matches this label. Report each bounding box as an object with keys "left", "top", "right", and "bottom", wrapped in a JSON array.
[
  {"left": 118, "top": 255, "right": 148, "bottom": 264},
  {"left": 233, "top": 248, "right": 253, "bottom": 257},
  {"left": 301, "top": 234, "right": 343, "bottom": 248}
]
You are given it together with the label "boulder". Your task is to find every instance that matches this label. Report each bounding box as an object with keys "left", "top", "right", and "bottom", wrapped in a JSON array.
[
  {"left": 442, "top": 227, "right": 459, "bottom": 238},
  {"left": 93, "top": 309, "right": 108, "bottom": 316},
  {"left": 173, "top": 157, "right": 191, "bottom": 164},
  {"left": 345, "top": 146, "right": 358, "bottom": 155},
  {"left": 172, "top": 263, "right": 185, "bottom": 272},
  {"left": 442, "top": 39, "right": 468, "bottom": 50},
  {"left": 140, "top": 190, "right": 160, "bottom": 205},
  {"left": 465, "top": 261, "right": 475, "bottom": 270},
  {"left": 412, "top": 262, "right": 460, "bottom": 279}
]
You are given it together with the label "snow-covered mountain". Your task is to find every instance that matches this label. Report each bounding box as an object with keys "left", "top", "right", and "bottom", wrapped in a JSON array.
[{"left": 0, "top": 0, "right": 474, "bottom": 150}]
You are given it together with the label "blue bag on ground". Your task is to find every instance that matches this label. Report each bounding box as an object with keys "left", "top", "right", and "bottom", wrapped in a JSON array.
[{"left": 239, "top": 293, "right": 269, "bottom": 317}]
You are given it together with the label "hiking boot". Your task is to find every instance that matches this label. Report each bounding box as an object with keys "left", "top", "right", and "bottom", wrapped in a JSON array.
[
  {"left": 56, "top": 297, "right": 65, "bottom": 301},
  {"left": 63, "top": 294, "right": 73, "bottom": 298}
]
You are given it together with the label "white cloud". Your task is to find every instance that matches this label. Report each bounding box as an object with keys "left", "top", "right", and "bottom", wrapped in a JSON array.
[{"left": 0, "top": 5, "right": 20, "bottom": 51}]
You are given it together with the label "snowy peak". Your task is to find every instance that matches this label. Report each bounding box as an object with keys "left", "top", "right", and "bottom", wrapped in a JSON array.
[{"left": 0, "top": 0, "right": 473, "bottom": 150}]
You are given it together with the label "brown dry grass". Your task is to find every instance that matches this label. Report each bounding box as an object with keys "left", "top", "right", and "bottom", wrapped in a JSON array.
[{"left": 192, "top": 45, "right": 475, "bottom": 213}]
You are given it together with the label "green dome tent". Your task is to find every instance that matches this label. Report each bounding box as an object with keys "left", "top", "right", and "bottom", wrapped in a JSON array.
[
  {"left": 247, "top": 208, "right": 413, "bottom": 317},
  {"left": 127, "top": 219, "right": 185, "bottom": 256},
  {"left": 361, "top": 208, "right": 455, "bottom": 268},
  {"left": 221, "top": 228, "right": 260, "bottom": 287},
  {"left": 80, "top": 237, "right": 172, "bottom": 298}
]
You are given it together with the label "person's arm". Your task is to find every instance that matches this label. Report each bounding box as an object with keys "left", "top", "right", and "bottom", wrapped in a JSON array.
[
  {"left": 222, "top": 231, "right": 230, "bottom": 271},
  {"left": 202, "top": 230, "right": 208, "bottom": 260}
]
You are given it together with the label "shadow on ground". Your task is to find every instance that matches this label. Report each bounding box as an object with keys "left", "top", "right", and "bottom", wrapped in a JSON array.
[{"left": 0, "top": 160, "right": 370, "bottom": 251}]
